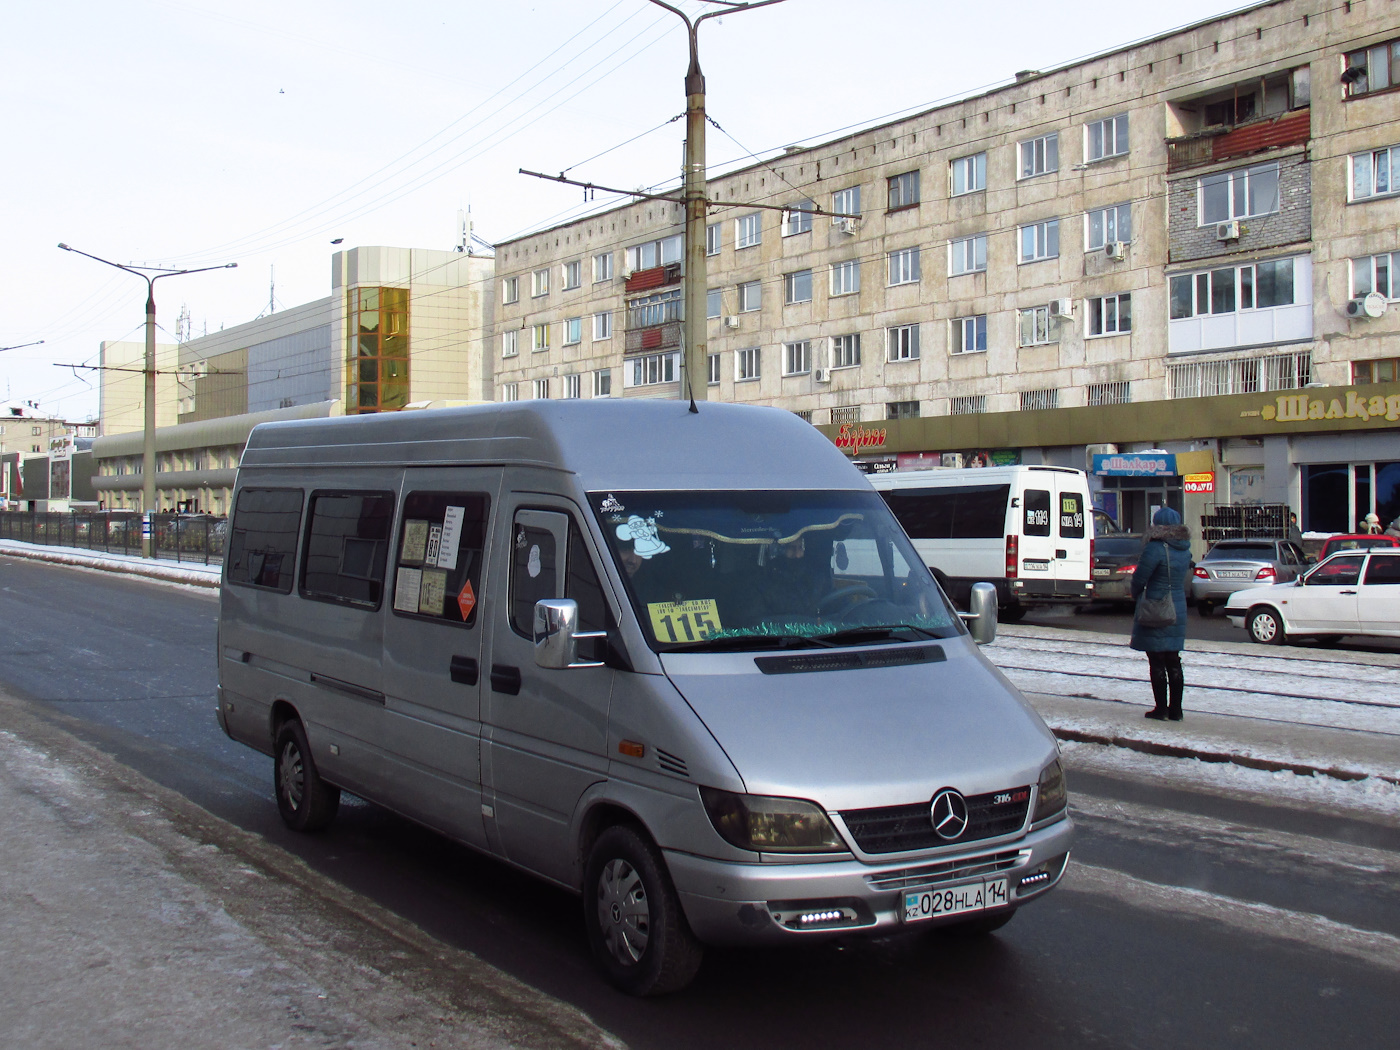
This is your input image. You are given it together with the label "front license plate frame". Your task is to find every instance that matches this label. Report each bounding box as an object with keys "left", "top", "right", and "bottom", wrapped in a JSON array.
[{"left": 903, "top": 877, "right": 1010, "bottom": 924}]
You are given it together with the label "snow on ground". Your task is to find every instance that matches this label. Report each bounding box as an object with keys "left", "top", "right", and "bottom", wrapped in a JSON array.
[{"left": 0, "top": 540, "right": 220, "bottom": 588}]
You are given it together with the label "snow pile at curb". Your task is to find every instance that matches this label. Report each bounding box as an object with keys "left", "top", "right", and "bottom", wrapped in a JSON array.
[{"left": 0, "top": 540, "right": 220, "bottom": 588}]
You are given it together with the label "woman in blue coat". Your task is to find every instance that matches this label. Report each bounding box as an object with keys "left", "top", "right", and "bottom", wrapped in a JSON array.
[{"left": 1130, "top": 507, "right": 1192, "bottom": 721}]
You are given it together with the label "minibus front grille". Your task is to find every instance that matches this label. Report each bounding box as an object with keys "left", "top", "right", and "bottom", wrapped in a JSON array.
[
  {"left": 863, "top": 849, "right": 1026, "bottom": 892},
  {"left": 754, "top": 644, "right": 945, "bottom": 675},
  {"left": 839, "top": 788, "right": 1031, "bottom": 854}
]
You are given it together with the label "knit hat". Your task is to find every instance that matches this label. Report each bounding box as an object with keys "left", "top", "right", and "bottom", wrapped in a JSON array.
[
  {"left": 1152, "top": 507, "right": 1182, "bottom": 526},
  {"left": 1365, "top": 513, "right": 1381, "bottom": 524}
]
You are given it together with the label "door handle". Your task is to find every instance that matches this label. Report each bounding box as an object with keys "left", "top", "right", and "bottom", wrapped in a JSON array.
[
  {"left": 450, "top": 655, "right": 478, "bottom": 685},
  {"left": 1055, "top": 549, "right": 1067, "bottom": 559},
  {"left": 1340, "top": 590, "right": 1358, "bottom": 595},
  {"left": 490, "top": 663, "right": 522, "bottom": 695}
]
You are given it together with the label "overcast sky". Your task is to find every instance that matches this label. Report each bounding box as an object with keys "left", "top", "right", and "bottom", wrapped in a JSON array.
[{"left": 4, "top": 0, "right": 1250, "bottom": 421}]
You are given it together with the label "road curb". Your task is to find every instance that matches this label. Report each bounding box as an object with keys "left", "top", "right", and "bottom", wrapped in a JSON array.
[
  {"left": 0, "top": 544, "right": 220, "bottom": 588},
  {"left": 1049, "top": 725, "right": 1400, "bottom": 787}
]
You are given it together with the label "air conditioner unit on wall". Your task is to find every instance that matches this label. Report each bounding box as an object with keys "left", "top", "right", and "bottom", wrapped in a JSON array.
[
  {"left": 1051, "top": 298, "right": 1075, "bottom": 319},
  {"left": 723, "top": 315, "right": 740, "bottom": 328},
  {"left": 814, "top": 367, "right": 831, "bottom": 382},
  {"left": 1215, "top": 220, "right": 1241, "bottom": 242},
  {"left": 1104, "top": 241, "right": 1126, "bottom": 261},
  {"left": 838, "top": 218, "right": 861, "bottom": 235},
  {"left": 1347, "top": 293, "right": 1388, "bottom": 319}
]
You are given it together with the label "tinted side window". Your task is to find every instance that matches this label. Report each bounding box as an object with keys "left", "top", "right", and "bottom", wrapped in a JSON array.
[
  {"left": 1058, "top": 492, "right": 1085, "bottom": 539},
  {"left": 1364, "top": 556, "right": 1400, "bottom": 586},
  {"left": 227, "top": 487, "right": 302, "bottom": 593},
  {"left": 511, "top": 521, "right": 559, "bottom": 636},
  {"left": 1024, "top": 489, "right": 1051, "bottom": 537},
  {"left": 392, "top": 492, "right": 489, "bottom": 626},
  {"left": 881, "top": 484, "right": 1010, "bottom": 539},
  {"left": 568, "top": 521, "right": 609, "bottom": 633},
  {"left": 301, "top": 491, "right": 395, "bottom": 607},
  {"left": 1309, "top": 555, "right": 1364, "bottom": 586}
]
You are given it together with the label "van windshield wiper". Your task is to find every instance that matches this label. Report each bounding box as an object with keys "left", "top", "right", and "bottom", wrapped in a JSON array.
[
  {"left": 813, "top": 624, "right": 949, "bottom": 645},
  {"left": 662, "top": 633, "right": 838, "bottom": 653}
]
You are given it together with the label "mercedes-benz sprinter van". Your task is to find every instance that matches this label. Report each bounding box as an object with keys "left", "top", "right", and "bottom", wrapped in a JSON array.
[{"left": 216, "top": 400, "right": 1072, "bottom": 995}]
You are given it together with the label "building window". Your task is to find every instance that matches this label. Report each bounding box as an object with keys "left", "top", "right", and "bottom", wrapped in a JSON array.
[
  {"left": 627, "top": 288, "right": 682, "bottom": 328},
  {"left": 887, "top": 401, "right": 920, "bottom": 419},
  {"left": 1087, "top": 381, "right": 1131, "bottom": 406},
  {"left": 707, "top": 353, "right": 721, "bottom": 386},
  {"left": 1019, "top": 219, "right": 1060, "bottom": 262},
  {"left": 736, "top": 213, "right": 762, "bottom": 249},
  {"left": 532, "top": 268, "right": 550, "bottom": 297},
  {"left": 951, "top": 315, "right": 987, "bottom": 355},
  {"left": 949, "top": 235, "right": 986, "bottom": 275},
  {"left": 889, "top": 247, "right": 921, "bottom": 285},
  {"left": 1089, "top": 293, "right": 1132, "bottom": 336},
  {"left": 502, "top": 276, "right": 519, "bottom": 304},
  {"left": 1169, "top": 258, "right": 1297, "bottom": 318},
  {"left": 951, "top": 152, "right": 986, "bottom": 195},
  {"left": 735, "top": 347, "right": 761, "bottom": 382},
  {"left": 832, "top": 185, "right": 861, "bottom": 219},
  {"left": 562, "top": 260, "right": 581, "bottom": 290},
  {"left": 1085, "top": 113, "right": 1129, "bottom": 161},
  {"left": 1350, "top": 145, "right": 1400, "bottom": 201},
  {"left": 564, "top": 317, "right": 582, "bottom": 345},
  {"left": 593, "top": 252, "right": 613, "bottom": 282},
  {"left": 706, "top": 223, "right": 721, "bottom": 255},
  {"left": 1021, "top": 388, "right": 1059, "bottom": 411},
  {"left": 782, "top": 200, "right": 815, "bottom": 236},
  {"left": 950, "top": 395, "right": 986, "bottom": 415},
  {"left": 1353, "top": 357, "right": 1400, "bottom": 384},
  {"left": 531, "top": 324, "right": 550, "bottom": 352},
  {"left": 784, "top": 341, "right": 811, "bottom": 376},
  {"left": 1200, "top": 163, "right": 1280, "bottom": 224},
  {"left": 831, "top": 405, "right": 861, "bottom": 425},
  {"left": 628, "top": 352, "right": 678, "bottom": 387},
  {"left": 830, "top": 259, "right": 860, "bottom": 296},
  {"left": 1018, "top": 305, "right": 1055, "bottom": 346},
  {"left": 561, "top": 373, "right": 580, "bottom": 399},
  {"left": 529, "top": 378, "right": 547, "bottom": 399},
  {"left": 793, "top": 410, "right": 813, "bottom": 423},
  {"left": 626, "top": 235, "right": 682, "bottom": 272},
  {"left": 345, "top": 285, "right": 409, "bottom": 414},
  {"left": 784, "top": 269, "right": 813, "bottom": 304},
  {"left": 502, "top": 330, "right": 519, "bottom": 357},
  {"left": 1167, "top": 350, "right": 1311, "bottom": 398},
  {"left": 1087, "top": 203, "right": 1132, "bottom": 249},
  {"left": 1344, "top": 38, "right": 1400, "bottom": 97},
  {"left": 1019, "top": 133, "right": 1059, "bottom": 179},
  {"left": 593, "top": 311, "right": 613, "bottom": 340},
  {"left": 887, "top": 170, "right": 921, "bottom": 210},
  {"left": 738, "top": 280, "right": 761, "bottom": 312},
  {"left": 1352, "top": 252, "right": 1400, "bottom": 298},
  {"left": 831, "top": 333, "right": 861, "bottom": 369},
  {"left": 887, "top": 324, "right": 920, "bottom": 361},
  {"left": 704, "top": 288, "right": 722, "bottom": 319},
  {"left": 593, "top": 369, "right": 612, "bottom": 397}
]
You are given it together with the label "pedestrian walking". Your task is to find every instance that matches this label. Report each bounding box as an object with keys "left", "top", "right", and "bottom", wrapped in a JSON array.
[{"left": 1130, "top": 507, "right": 1192, "bottom": 721}]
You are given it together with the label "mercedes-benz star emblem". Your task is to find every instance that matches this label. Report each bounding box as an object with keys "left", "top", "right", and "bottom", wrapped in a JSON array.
[{"left": 930, "top": 789, "right": 969, "bottom": 840}]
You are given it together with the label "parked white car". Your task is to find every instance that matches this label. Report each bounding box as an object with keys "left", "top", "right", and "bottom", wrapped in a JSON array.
[{"left": 1224, "top": 548, "right": 1400, "bottom": 645}]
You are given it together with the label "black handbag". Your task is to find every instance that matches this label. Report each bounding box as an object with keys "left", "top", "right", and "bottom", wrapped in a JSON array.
[{"left": 1135, "top": 542, "right": 1177, "bottom": 628}]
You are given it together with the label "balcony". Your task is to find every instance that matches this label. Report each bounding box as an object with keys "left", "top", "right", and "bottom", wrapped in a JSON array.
[
  {"left": 623, "top": 262, "right": 682, "bottom": 293},
  {"left": 1166, "top": 109, "right": 1310, "bottom": 173},
  {"left": 624, "top": 286, "right": 683, "bottom": 355},
  {"left": 624, "top": 321, "right": 682, "bottom": 354}
]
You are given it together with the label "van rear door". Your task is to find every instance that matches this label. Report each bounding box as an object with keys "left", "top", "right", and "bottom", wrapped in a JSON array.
[
  {"left": 1016, "top": 471, "right": 1091, "bottom": 599},
  {"left": 1051, "top": 476, "right": 1091, "bottom": 594}
]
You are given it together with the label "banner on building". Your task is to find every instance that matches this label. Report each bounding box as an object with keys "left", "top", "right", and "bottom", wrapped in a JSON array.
[
  {"left": 1183, "top": 471, "right": 1215, "bottom": 494},
  {"left": 1092, "top": 452, "right": 1177, "bottom": 476}
]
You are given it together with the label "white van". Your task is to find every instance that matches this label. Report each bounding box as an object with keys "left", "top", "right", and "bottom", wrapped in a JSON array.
[
  {"left": 869, "top": 466, "right": 1094, "bottom": 620},
  {"left": 216, "top": 401, "right": 1072, "bottom": 995}
]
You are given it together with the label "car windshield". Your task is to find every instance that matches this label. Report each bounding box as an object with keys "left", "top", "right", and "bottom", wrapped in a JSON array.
[
  {"left": 589, "top": 489, "right": 960, "bottom": 652},
  {"left": 1205, "top": 543, "right": 1274, "bottom": 561}
]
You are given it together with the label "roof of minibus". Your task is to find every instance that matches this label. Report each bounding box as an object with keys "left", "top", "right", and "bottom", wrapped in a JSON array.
[{"left": 240, "top": 399, "right": 870, "bottom": 492}]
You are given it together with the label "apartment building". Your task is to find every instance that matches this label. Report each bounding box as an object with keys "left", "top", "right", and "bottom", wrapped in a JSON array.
[{"left": 493, "top": 0, "right": 1400, "bottom": 539}]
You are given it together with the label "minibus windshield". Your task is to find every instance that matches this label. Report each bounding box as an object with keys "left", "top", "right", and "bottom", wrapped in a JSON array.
[{"left": 590, "top": 489, "right": 960, "bottom": 651}]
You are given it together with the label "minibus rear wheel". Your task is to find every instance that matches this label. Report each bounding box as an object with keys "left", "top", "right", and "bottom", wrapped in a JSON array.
[
  {"left": 274, "top": 719, "right": 341, "bottom": 832},
  {"left": 583, "top": 824, "right": 703, "bottom": 996}
]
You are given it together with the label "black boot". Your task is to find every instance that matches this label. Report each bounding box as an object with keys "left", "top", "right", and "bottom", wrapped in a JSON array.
[
  {"left": 1145, "top": 660, "right": 1169, "bottom": 720},
  {"left": 1166, "top": 658, "right": 1184, "bottom": 721}
]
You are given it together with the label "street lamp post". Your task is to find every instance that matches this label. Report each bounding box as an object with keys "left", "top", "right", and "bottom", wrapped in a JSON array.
[
  {"left": 0, "top": 340, "right": 45, "bottom": 352},
  {"left": 57, "top": 243, "right": 235, "bottom": 557},
  {"left": 644, "top": 0, "right": 785, "bottom": 403}
]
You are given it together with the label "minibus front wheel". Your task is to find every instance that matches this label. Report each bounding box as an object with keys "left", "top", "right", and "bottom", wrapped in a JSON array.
[
  {"left": 583, "top": 824, "right": 703, "bottom": 996},
  {"left": 274, "top": 719, "right": 341, "bottom": 833}
]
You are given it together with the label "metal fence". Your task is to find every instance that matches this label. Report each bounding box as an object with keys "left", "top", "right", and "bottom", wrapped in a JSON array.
[{"left": 0, "top": 512, "right": 227, "bottom": 565}]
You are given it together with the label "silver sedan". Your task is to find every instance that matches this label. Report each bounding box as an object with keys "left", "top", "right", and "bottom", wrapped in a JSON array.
[{"left": 1191, "top": 538, "right": 1309, "bottom": 616}]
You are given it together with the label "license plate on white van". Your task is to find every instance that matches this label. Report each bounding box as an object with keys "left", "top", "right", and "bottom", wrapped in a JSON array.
[{"left": 903, "top": 877, "right": 1009, "bottom": 923}]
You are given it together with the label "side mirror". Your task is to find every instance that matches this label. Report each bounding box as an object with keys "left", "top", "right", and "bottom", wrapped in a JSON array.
[
  {"left": 959, "top": 581, "right": 998, "bottom": 645},
  {"left": 534, "top": 599, "right": 606, "bottom": 669}
]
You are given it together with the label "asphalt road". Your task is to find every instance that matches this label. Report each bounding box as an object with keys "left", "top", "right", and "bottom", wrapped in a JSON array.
[{"left": 2, "top": 557, "right": 1398, "bottom": 1049}]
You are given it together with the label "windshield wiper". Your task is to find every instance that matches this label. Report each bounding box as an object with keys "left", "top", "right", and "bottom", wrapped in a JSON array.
[
  {"left": 814, "top": 624, "right": 948, "bottom": 645},
  {"left": 662, "top": 633, "right": 838, "bottom": 653}
]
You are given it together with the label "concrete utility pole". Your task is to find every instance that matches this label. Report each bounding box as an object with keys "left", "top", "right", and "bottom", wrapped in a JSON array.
[
  {"left": 644, "top": 0, "right": 785, "bottom": 403},
  {"left": 58, "top": 244, "right": 235, "bottom": 556}
]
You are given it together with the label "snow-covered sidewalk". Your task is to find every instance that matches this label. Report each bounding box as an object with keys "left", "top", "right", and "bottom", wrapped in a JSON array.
[{"left": 0, "top": 538, "right": 221, "bottom": 588}]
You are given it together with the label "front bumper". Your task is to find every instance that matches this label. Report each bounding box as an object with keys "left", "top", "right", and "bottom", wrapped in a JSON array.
[{"left": 668, "top": 814, "right": 1073, "bottom": 945}]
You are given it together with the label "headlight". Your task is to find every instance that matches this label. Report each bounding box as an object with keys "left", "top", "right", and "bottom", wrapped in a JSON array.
[
  {"left": 699, "top": 787, "right": 845, "bottom": 853},
  {"left": 1032, "top": 759, "right": 1067, "bottom": 824}
]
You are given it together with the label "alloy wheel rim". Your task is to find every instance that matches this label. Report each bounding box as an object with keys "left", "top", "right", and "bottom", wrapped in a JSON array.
[
  {"left": 596, "top": 858, "right": 650, "bottom": 965},
  {"left": 279, "top": 740, "right": 305, "bottom": 810}
]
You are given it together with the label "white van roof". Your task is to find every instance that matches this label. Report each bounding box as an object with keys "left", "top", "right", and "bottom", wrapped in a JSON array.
[{"left": 241, "top": 400, "right": 870, "bottom": 492}]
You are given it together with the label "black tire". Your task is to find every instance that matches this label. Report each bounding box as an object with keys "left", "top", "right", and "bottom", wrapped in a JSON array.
[
  {"left": 1247, "top": 606, "right": 1287, "bottom": 646},
  {"left": 1196, "top": 600, "right": 1215, "bottom": 617},
  {"left": 583, "top": 824, "right": 703, "bottom": 996},
  {"left": 999, "top": 604, "right": 1027, "bottom": 623},
  {"left": 934, "top": 908, "right": 1017, "bottom": 937},
  {"left": 274, "top": 719, "right": 341, "bottom": 832}
]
